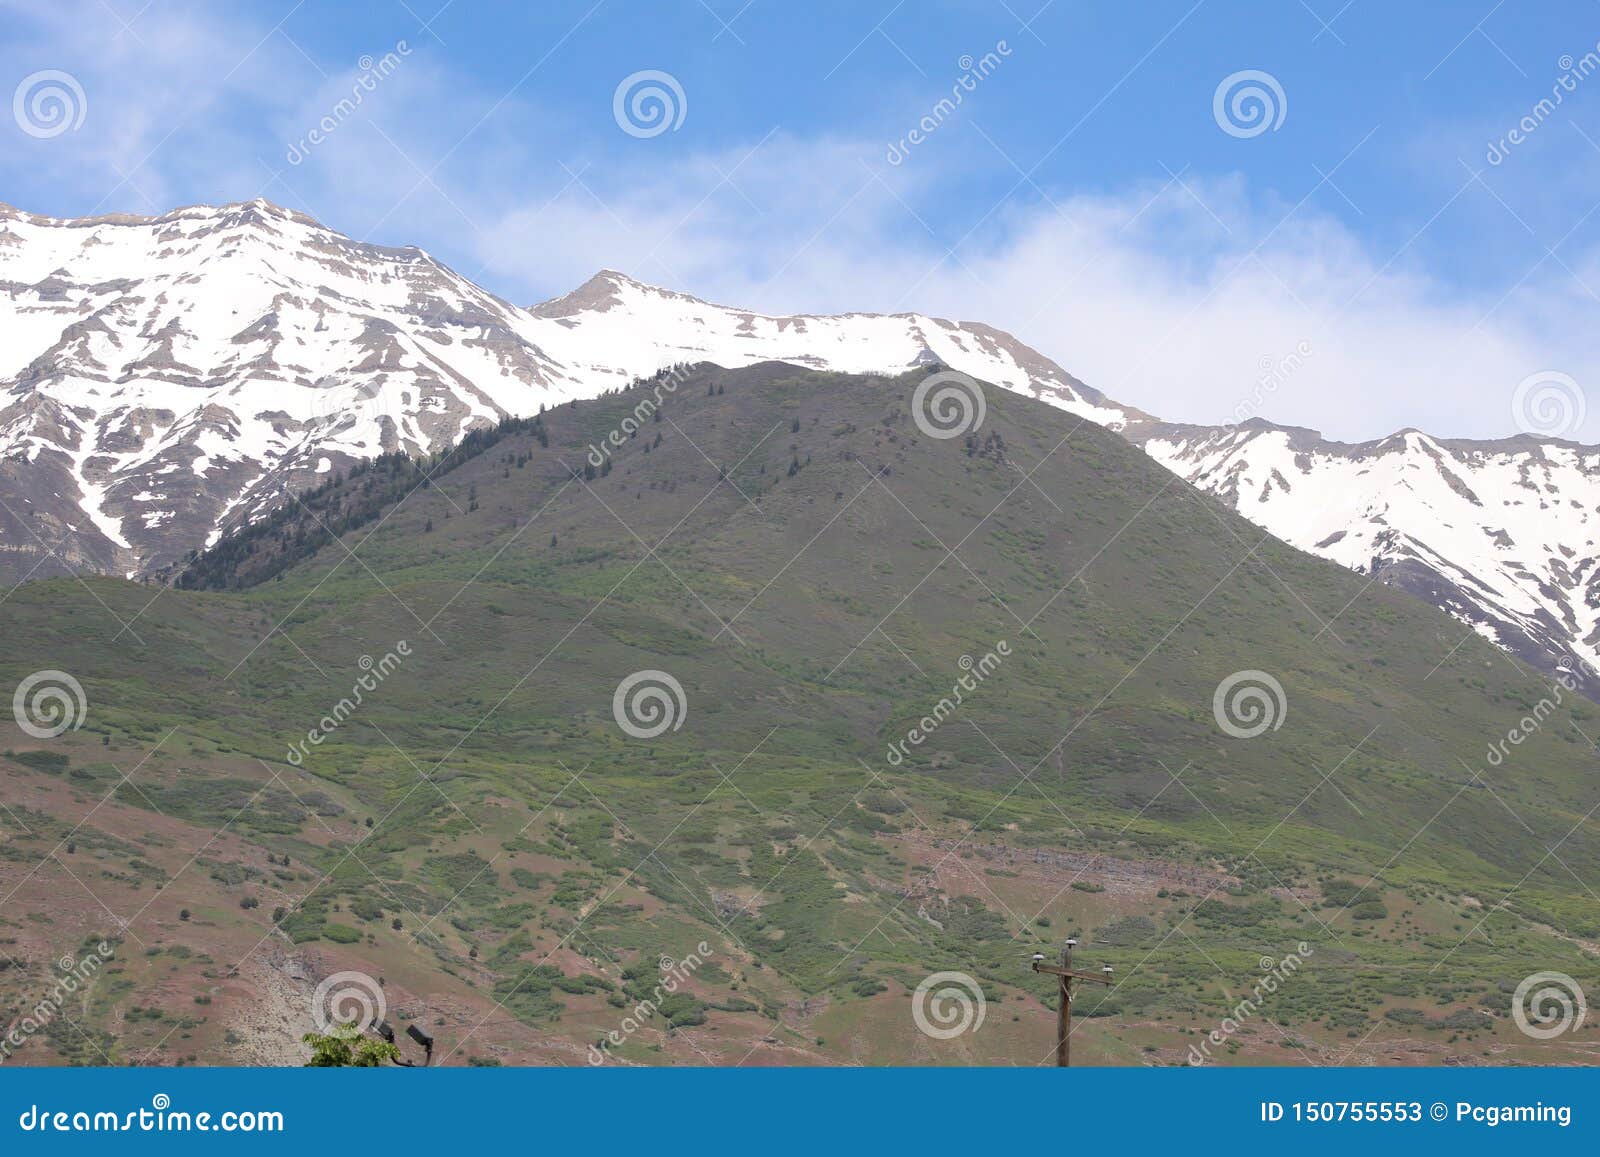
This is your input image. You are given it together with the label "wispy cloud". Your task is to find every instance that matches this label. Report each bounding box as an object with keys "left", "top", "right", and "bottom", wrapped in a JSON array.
[{"left": 6, "top": 0, "right": 1598, "bottom": 442}]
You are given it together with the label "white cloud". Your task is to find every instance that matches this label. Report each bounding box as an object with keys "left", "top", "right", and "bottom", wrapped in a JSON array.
[
  {"left": 2, "top": 0, "right": 287, "bottom": 212},
  {"left": 459, "top": 138, "right": 1598, "bottom": 443},
  {"left": 6, "top": 0, "right": 1598, "bottom": 443}
]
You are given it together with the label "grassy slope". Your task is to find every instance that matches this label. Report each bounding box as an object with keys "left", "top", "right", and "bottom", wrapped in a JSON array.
[{"left": 1, "top": 363, "right": 1596, "bottom": 1066}]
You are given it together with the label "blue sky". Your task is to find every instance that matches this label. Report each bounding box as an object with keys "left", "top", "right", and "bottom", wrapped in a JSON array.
[{"left": 6, "top": 0, "right": 1600, "bottom": 439}]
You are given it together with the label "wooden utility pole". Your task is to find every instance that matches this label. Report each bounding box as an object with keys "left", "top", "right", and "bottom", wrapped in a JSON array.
[{"left": 1031, "top": 939, "right": 1112, "bottom": 1067}]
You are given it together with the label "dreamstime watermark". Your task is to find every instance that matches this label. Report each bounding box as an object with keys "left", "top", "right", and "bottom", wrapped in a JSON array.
[
  {"left": 1511, "top": 370, "right": 1585, "bottom": 438},
  {"left": 1, "top": 942, "right": 114, "bottom": 1063},
  {"left": 1213, "top": 70, "right": 1286, "bottom": 138},
  {"left": 1484, "top": 661, "right": 1588, "bottom": 768},
  {"left": 1486, "top": 45, "right": 1600, "bottom": 165},
  {"left": 885, "top": 41, "right": 1013, "bottom": 165},
  {"left": 613, "top": 70, "right": 686, "bottom": 138},
  {"left": 1212, "top": 669, "right": 1286, "bottom": 738},
  {"left": 12, "top": 70, "right": 86, "bottom": 139},
  {"left": 1187, "top": 942, "right": 1313, "bottom": 1065},
  {"left": 1511, "top": 970, "right": 1587, "bottom": 1039},
  {"left": 16, "top": 1095, "right": 284, "bottom": 1133},
  {"left": 285, "top": 642, "right": 410, "bottom": 766},
  {"left": 12, "top": 670, "right": 86, "bottom": 739},
  {"left": 586, "top": 366, "right": 692, "bottom": 468},
  {"left": 310, "top": 970, "right": 386, "bottom": 1033},
  {"left": 911, "top": 970, "right": 986, "bottom": 1039},
  {"left": 911, "top": 369, "right": 986, "bottom": 440},
  {"left": 886, "top": 642, "right": 1010, "bottom": 766},
  {"left": 1226, "top": 340, "right": 1312, "bottom": 428},
  {"left": 612, "top": 669, "right": 687, "bottom": 739},
  {"left": 587, "top": 944, "right": 712, "bottom": 1064},
  {"left": 309, "top": 374, "right": 388, "bottom": 428},
  {"left": 285, "top": 42, "right": 412, "bottom": 165}
]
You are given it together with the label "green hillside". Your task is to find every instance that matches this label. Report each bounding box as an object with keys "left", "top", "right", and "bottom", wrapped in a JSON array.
[{"left": 1, "top": 363, "right": 1595, "bottom": 1066}]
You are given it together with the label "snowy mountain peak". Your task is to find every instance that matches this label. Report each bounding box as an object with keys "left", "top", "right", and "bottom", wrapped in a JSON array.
[
  {"left": 0, "top": 196, "right": 314, "bottom": 234},
  {"left": 1133, "top": 418, "right": 1600, "bottom": 691},
  {"left": 0, "top": 200, "right": 1133, "bottom": 581},
  {"left": 2, "top": 199, "right": 1597, "bottom": 691},
  {"left": 530, "top": 267, "right": 696, "bottom": 319}
]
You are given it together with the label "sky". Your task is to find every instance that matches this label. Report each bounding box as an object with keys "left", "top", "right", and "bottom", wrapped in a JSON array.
[{"left": 5, "top": 0, "right": 1600, "bottom": 441}]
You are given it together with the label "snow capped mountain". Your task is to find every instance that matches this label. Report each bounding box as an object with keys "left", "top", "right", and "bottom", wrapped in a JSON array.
[
  {"left": 1, "top": 198, "right": 1594, "bottom": 691},
  {"left": 528, "top": 267, "right": 1142, "bottom": 432},
  {"left": 1131, "top": 421, "right": 1600, "bottom": 692},
  {"left": 0, "top": 199, "right": 1132, "bottom": 580},
  {"left": 0, "top": 199, "right": 570, "bottom": 578}
]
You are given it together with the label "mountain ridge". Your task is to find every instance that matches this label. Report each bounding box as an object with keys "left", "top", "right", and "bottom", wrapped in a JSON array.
[
  {"left": 3, "top": 362, "right": 1596, "bottom": 1065},
  {"left": 2, "top": 196, "right": 1596, "bottom": 689}
]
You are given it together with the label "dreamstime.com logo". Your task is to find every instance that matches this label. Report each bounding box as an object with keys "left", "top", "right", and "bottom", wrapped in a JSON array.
[
  {"left": 12, "top": 670, "right": 87, "bottom": 739},
  {"left": 311, "top": 970, "right": 386, "bottom": 1033},
  {"left": 886, "top": 642, "right": 1010, "bottom": 766},
  {"left": 587, "top": 365, "right": 692, "bottom": 467},
  {"left": 1226, "top": 340, "right": 1313, "bottom": 429},
  {"left": 1486, "top": 44, "right": 1600, "bottom": 165},
  {"left": 587, "top": 944, "right": 713, "bottom": 1064},
  {"left": 1188, "top": 943, "right": 1314, "bottom": 1065},
  {"left": 1511, "top": 371, "right": 1586, "bottom": 438},
  {"left": 285, "top": 42, "right": 411, "bottom": 164},
  {"left": 1512, "top": 971, "right": 1587, "bottom": 1040},
  {"left": 1212, "top": 669, "right": 1286, "bottom": 738},
  {"left": 13, "top": 70, "right": 86, "bottom": 139},
  {"left": 286, "top": 643, "right": 409, "bottom": 766},
  {"left": 885, "top": 40, "right": 1013, "bottom": 165},
  {"left": 1212, "top": 69, "right": 1287, "bottom": 139},
  {"left": 912, "top": 369, "right": 986, "bottom": 440},
  {"left": 1, "top": 942, "right": 115, "bottom": 1063},
  {"left": 911, "top": 970, "right": 986, "bottom": 1040},
  {"left": 1483, "top": 660, "right": 1587, "bottom": 769},
  {"left": 613, "top": 70, "right": 686, "bottom": 138},
  {"left": 612, "top": 669, "right": 687, "bottom": 739},
  {"left": 309, "top": 374, "right": 389, "bottom": 429},
  {"left": 17, "top": 1094, "right": 283, "bottom": 1134}
]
